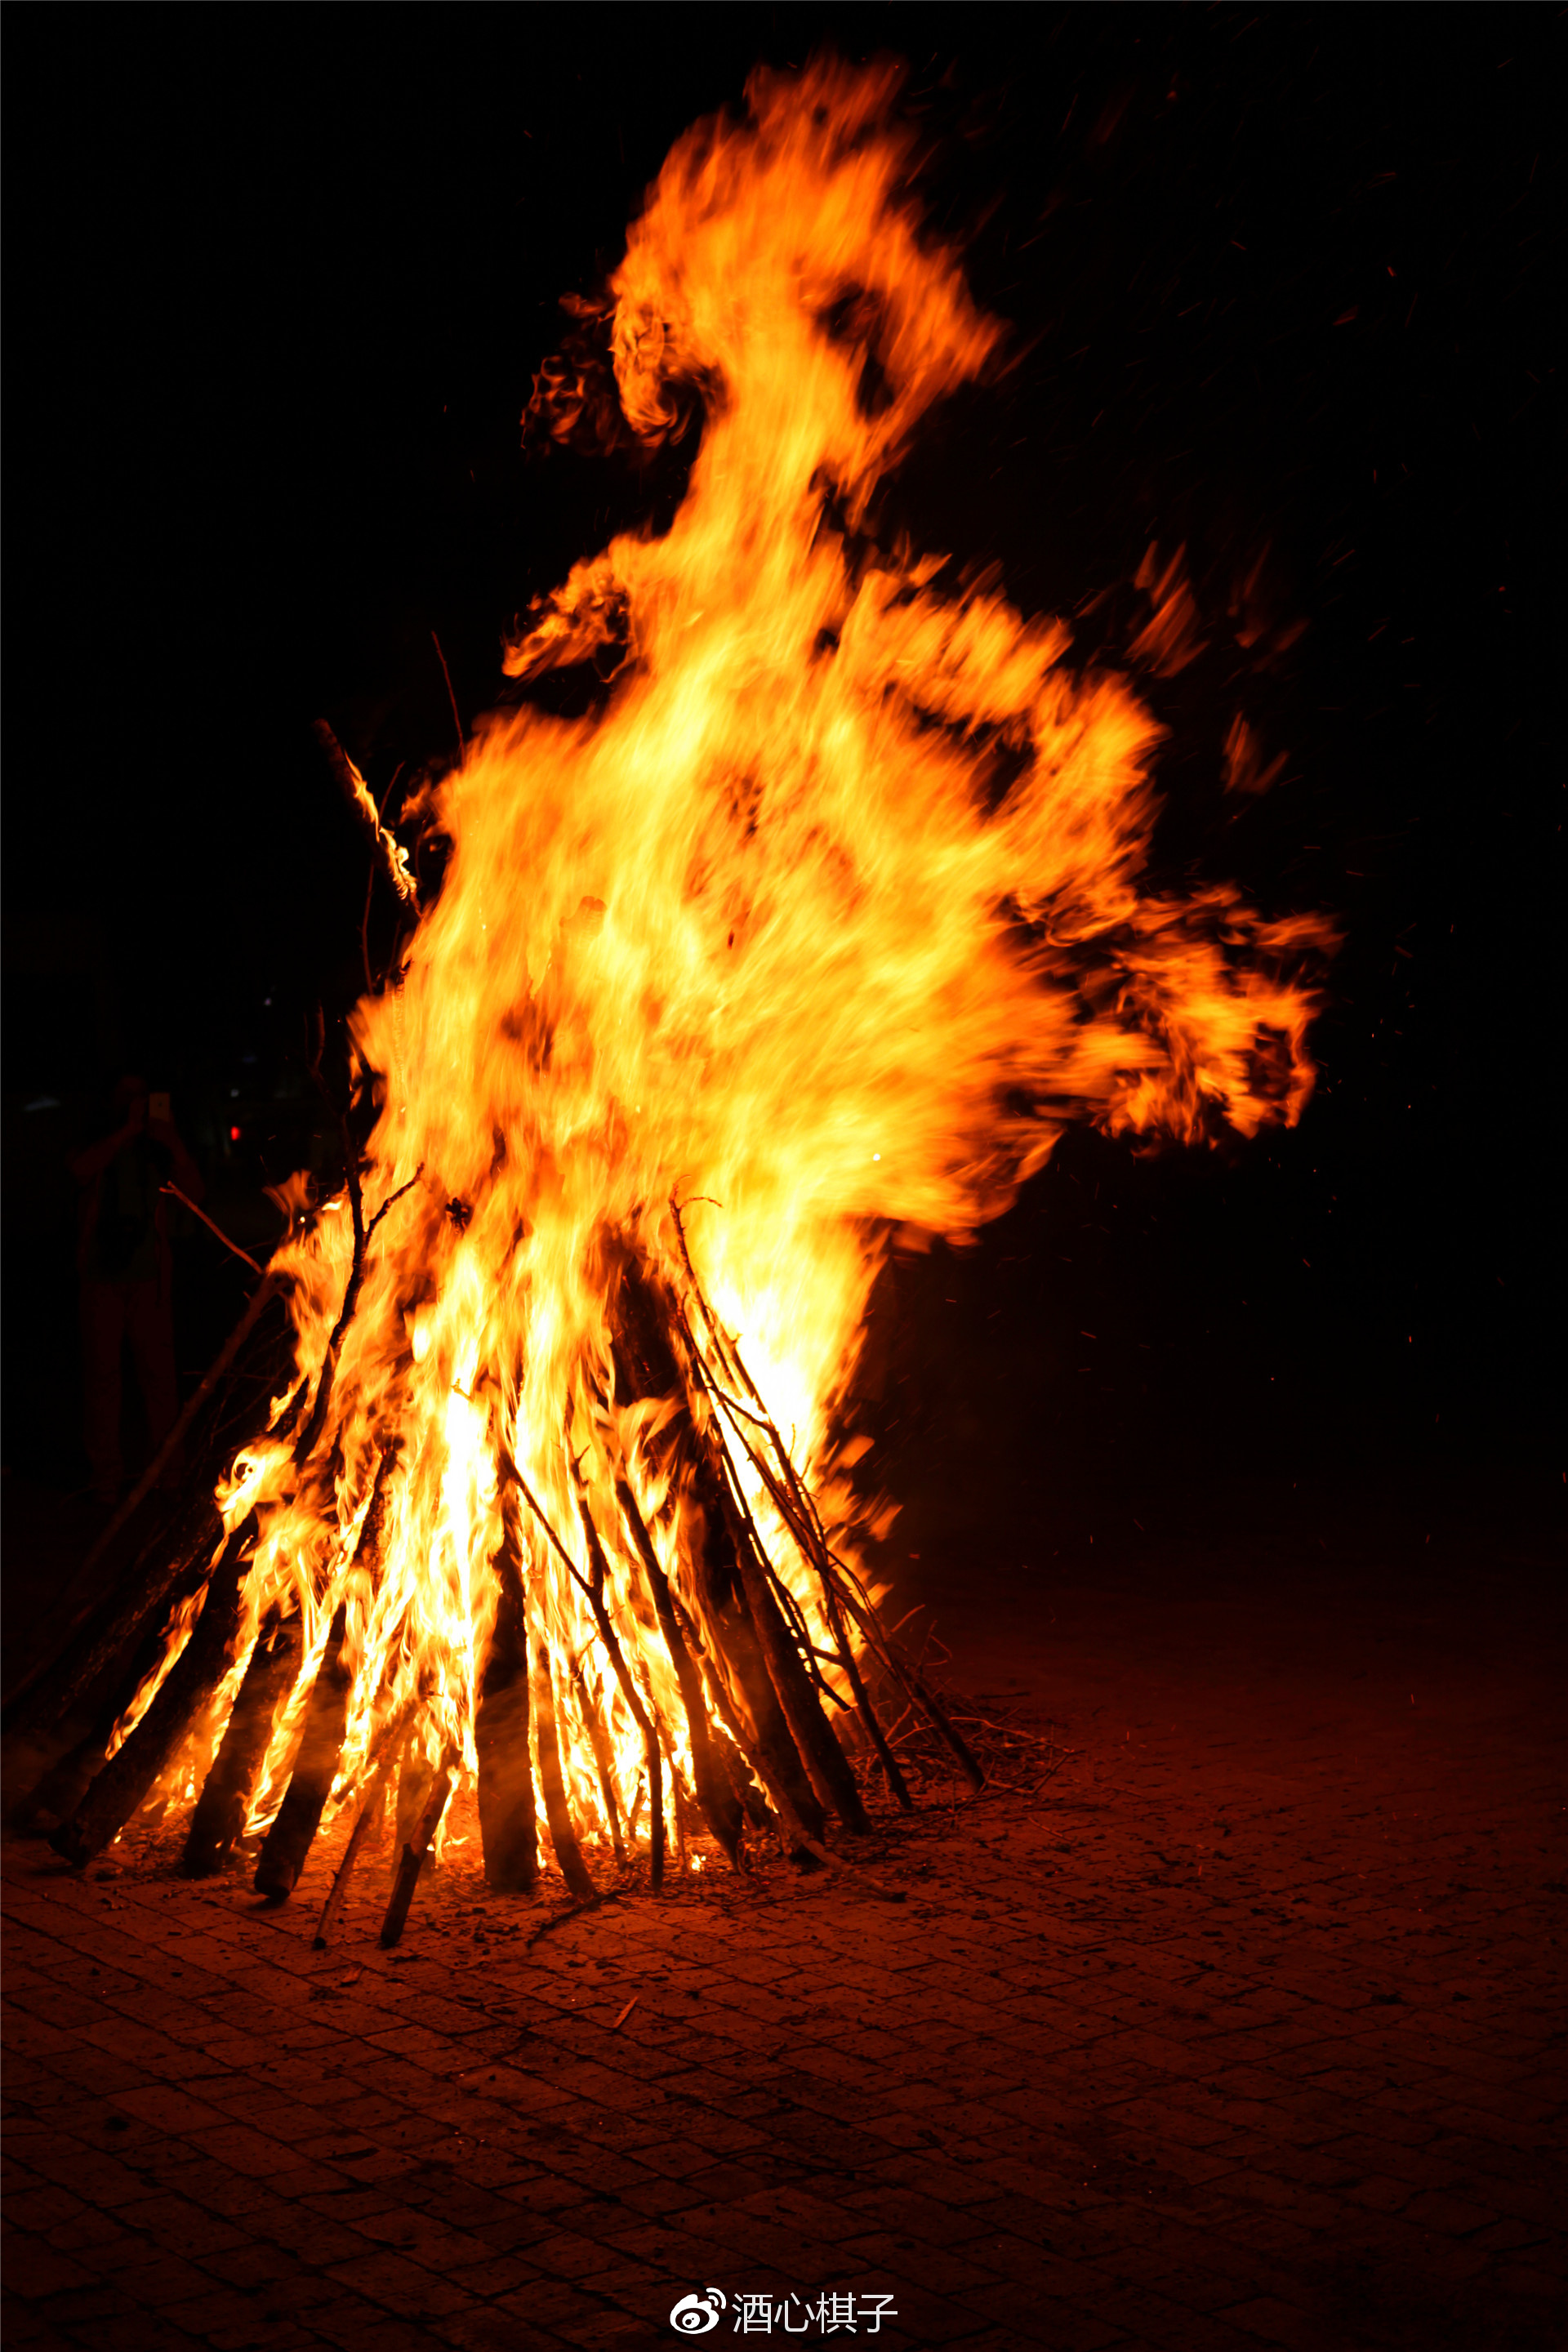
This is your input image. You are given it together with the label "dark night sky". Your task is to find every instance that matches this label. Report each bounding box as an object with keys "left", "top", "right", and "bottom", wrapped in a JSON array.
[{"left": 3, "top": 7, "right": 1560, "bottom": 1512}]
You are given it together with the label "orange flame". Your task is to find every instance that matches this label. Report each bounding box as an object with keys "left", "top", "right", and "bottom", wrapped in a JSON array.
[{"left": 140, "top": 59, "right": 1329, "bottom": 1875}]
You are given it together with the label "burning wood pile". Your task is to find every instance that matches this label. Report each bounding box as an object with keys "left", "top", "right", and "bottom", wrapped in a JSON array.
[{"left": 13, "top": 60, "right": 1325, "bottom": 1944}]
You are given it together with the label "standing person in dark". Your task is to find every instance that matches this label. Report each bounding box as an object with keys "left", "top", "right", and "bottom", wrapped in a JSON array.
[{"left": 69, "top": 1074, "right": 205, "bottom": 1508}]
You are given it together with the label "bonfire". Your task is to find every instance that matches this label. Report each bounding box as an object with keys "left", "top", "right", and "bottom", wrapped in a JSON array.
[{"left": 16, "top": 59, "right": 1325, "bottom": 1942}]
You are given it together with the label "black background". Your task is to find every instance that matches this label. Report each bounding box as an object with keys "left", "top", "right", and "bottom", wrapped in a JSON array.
[{"left": 3, "top": 7, "right": 1559, "bottom": 1540}]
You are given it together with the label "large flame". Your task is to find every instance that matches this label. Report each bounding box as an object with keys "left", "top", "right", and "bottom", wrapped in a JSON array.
[{"left": 130, "top": 60, "right": 1326, "bottom": 1878}]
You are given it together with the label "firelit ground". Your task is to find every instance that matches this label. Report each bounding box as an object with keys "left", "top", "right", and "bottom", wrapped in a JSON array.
[{"left": 3, "top": 1470, "right": 1564, "bottom": 2352}]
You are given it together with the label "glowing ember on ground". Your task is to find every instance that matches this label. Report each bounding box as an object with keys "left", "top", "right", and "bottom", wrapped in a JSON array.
[{"left": 42, "top": 58, "right": 1326, "bottom": 1926}]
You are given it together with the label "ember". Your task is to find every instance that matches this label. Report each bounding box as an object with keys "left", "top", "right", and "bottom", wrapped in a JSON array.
[{"left": 19, "top": 59, "right": 1326, "bottom": 1936}]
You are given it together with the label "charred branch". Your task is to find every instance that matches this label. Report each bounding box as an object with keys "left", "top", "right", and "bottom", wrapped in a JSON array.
[
  {"left": 49, "top": 1515, "right": 256, "bottom": 1869},
  {"left": 474, "top": 1484, "right": 538, "bottom": 1894},
  {"left": 181, "top": 1607, "right": 305, "bottom": 1877},
  {"left": 609, "top": 1243, "right": 835, "bottom": 1840},
  {"left": 64, "top": 1274, "right": 282, "bottom": 1603},
  {"left": 380, "top": 1748, "right": 456, "bottom": 1949},
  {"left": 561, "top": 1459, "right": 665, "bottom": 1888},
  {"left": 253, "top": 1446, "right": 397, "bottom": 1900},
  {"left": 7, "top": 1309, "right": 291, "bottom": 1742},
  {"left": 314, "top": 720, "right": 421, "bottom": 913},
  {"left": 669, "top": 1207, "right": 922, "bottom": 1810},
  {"left": 531, "top": 1635, "right": 599, "bottom": 1902},
  {"left": 252, "top": 1601, "right": 353, "bottom": 1901},
  {"left": 572, "top": 1652, "right": 625, "bottom": 1866},
  {"left": 613, "top": 1473, "right": 743, "bottom": 1865},
  {"left": 314, "top": 1704, "right": 416, "bottom": 1948}
]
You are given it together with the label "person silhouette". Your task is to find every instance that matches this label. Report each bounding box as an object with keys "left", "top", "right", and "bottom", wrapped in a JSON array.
[{"left": 69, "top": 1074, "right": 205, "bottom": 1508}]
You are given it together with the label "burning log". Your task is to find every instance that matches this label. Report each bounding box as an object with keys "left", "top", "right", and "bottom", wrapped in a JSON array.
[
  {"left": 311, "top": 1703, "right": 416, "bottom": 1946},
  {"left": 252, "top": 1445, "right": 397, "bottom": 1901},
  {"left": 719, "top": 1478, "right": 871, "bottom": 1836},
  {"left": 572, "top": 1652, "right": 625, "bottom": 1865},
  {"left": 67, "top": 1274, "right": 280, "bottom": 1599},
  {"left": 666, "top": 1213, "right": 922, "bottom": 1815},
  {"left": 609, "top": 1245, "right": 834, "bottom": 1844},
  {"left": 474, "top": 1486, "right": 538, "bottom": 1893},
  {"left": 559, "top": 1461, "right": 666, "bottom": 1886},
  {"left": 49, "top": 1515, "right": 256, "bottom": 1868},
  {"left": 180, "top": 1606, "right": 304, "bottom": 1877},
  {"left": 394, "top": 1726, "right": 434, "bottom": 1853},
  {"left": 613, "top": 1472, "right": 746, "bottom": 1864},
  {"left": 6, "top": 1294, "right": 291, "bottom": 1744},
  {"left": 380, "top": 1745, "right": 457, "bottom": 1949},
  {"left": 822, "top": 1580, "right": 911, "bottom": 1812},
  {"left": 251, "top": 1602, "right": 352, "bottom": 1900},
  {"left": 530, "top": 1635, "right": 599, "bottom": 1903}
]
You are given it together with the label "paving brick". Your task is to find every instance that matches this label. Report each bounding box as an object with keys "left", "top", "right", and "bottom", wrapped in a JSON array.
[
  {"left": 1225, "top": 2294, "right": 1335, "bottom": 2350},
  {"left": 964, "top": 2280, "right": 1128, "bottom": 2347},
  {"left": 433, "top": 2308, "right": 572, "bottom": 2352},
  {"left": 0, "top": 2305, "right": 83, "bottom": 2352},
  {"left": 40, "top": 2208, "right": 148, "bottom": 2270},
  {"left": 323, "top": 2246, "right": 479, "bottom": 2319},
  {"left": 3, "top": 2237, "right": 98, "bottom": 2302}
]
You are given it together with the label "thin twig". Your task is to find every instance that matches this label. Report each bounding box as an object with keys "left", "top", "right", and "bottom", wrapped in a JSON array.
[
  {"left": 667, "top": 1208, "right": 918, "bottom": 1810},
  {"left": 311, "top": 1700, "right": 416, "bottom": 1949},
  {"left": 160, "top": 1185, "right": 263, "bottom": 1276},
  {"left": 314, "top": 721, "right": 420, "bottom": 910},
  {"left": 430, "top": 630, "right": 464, "bottom": 766},
  {"left": 522, "top": 1889, "right": 626, "bottom": 1952},
  {"left": 366, "top": 1165, "right": 425, "bottom": 1241},
  {"left": 511, "top": 1468, "right": 595, "bottom": 1603},
  {"left": 293, "top": 1027, "right": 368, "bottom": 1468},
  {"left": 380, "top": 1740, "right": 459, "bottom": 1949},
  {"left": 563, "top": 1437, "right": 667, "bottom": 1888}
]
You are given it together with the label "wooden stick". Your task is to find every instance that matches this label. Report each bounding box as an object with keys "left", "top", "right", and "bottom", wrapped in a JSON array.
[
  {"left": 657, "top": 1279, "right": 866, "bottom": 1833},
  {"left": 394, "top": 1727, "right": 434, "bottom": 1857},
  {"left": 430, "top": 630, "right": 465, "bottom": 766},
  {"left": 49, "top": 1515, "right": 256, "bottom": 1868},
  {"left": 884, "top": 1644, "right": 987, "bottom": 1791},
  {"left": 613, "top": 1473, "right": 742, "bottom": 1866},
  {"left": 822, "top": 1579, "right": 912, "bottom": 1812},
  {"left": 312, "top": 1704, "right": 415, "bottom": 1947},
  {"left": 81, "top": 1271, "right": 278, "bottom": 1575},
  {"left": 522, "top": 1887, "right": 628, "bottom": 1954},
  {"left": 474, "top": 1481, "right": 537, "bottom": 1893},
  {"left": 835, "top": 1587, "right": 987, "bottom": 1793},
  {"left": 669, "top": 1224, "right": 967, "bottom": 1801},
  {"left": 291, "top": 1193, "right": 363, "bottom": 1469},
  {"left": 6, "top": 1282, "right": 285, "bottom": 1729},
  {"left": 683, "top": 1635, "right": 843, "bottom": 1872},
  {"left": 252, "top": 1601, "right": 353, "bottom": 1901},
  {"left": 314, "top": 720, "right": 421, "bottom": 911},
  {"left": 180, "top": 1606, "right": 304, "bottom": 1876},
  {"left": 510, "top": 1450, "right": 664, "bottom": 1891},
  {"left": 693, "top": 1365, "right": 911, "bottom": 1812},
  {"left": 531, "top": 1637, "right": 599, "bottom": 1903},
  {"left": 608, "top": 1245, "right": 828, "bottom": 1842},
  {"left": 379, "top": 1748, "right": 456, "bottom": 1949},
  {"left": 697, "top": 1396, "right": 871, "bottom": 1834},
  {"left": 563, "top": 1466, "right": 665, "bottom": 1890},
  {"left": 159, "top": 1184, "right": 263, "bottom": 1275},
  {"left": 571, "top": 1651, "right": 625, "bottom": 1865},
  {"left": 252, "top": 1446, "right": 398, "bottom": 1900}
]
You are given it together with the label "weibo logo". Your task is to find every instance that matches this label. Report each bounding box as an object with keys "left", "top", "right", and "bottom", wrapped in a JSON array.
[{"left": 670, "top": 2288, "right": 726, "bottom": 2333}]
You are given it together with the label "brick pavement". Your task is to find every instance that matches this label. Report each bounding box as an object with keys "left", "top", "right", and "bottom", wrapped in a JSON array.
[{"left": 4, "top": 1486, "right": 1564, "bottom": 2351}]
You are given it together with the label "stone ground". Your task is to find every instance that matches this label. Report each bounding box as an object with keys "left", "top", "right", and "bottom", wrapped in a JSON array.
[{"left": 3, "top": 1467, "right": 1565, "bottom": 2351}]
